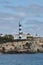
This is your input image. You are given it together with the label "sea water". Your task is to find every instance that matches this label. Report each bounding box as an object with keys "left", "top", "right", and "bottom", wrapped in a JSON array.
[{"left": 0, "top": 53, "right": 43, "bottom": 65}]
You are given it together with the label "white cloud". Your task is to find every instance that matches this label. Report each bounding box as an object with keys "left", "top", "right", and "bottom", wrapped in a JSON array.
[
  {"left": 4, "top": 4, "right": 43, "bottom": 13},
  {"left": 0, "top": 12, "right": 25, "bottom": 21}
]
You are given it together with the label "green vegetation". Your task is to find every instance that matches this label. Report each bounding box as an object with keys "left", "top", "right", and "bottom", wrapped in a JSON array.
[
  {"left": 0, "top": 34, "right": 14, "bottom": 44},
  {"left": 27, "top": 36, "right": 34, "bottom": 41}
]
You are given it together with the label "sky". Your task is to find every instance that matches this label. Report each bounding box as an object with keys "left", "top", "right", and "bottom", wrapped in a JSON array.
[{"left": 0, "top": 0, "right": 43, "bottom": 36}]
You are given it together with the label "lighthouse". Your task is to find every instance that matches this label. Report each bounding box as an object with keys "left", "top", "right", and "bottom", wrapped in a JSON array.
[{"left": 19, "top": 22, "right": 22, "bottom": 39}]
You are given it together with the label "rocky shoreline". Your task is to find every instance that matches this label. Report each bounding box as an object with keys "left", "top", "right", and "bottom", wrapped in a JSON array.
[{"left": 0, "top": 41, "right": 43, "bottom": 54}]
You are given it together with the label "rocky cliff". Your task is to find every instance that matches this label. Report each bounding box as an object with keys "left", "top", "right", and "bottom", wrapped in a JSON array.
[{"left": 0, "top": 41, "right": 43, "bottom": 54}]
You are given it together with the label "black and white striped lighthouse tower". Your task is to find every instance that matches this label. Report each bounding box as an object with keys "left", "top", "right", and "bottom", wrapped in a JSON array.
[{"left": 19, "top": 22, "right": 22, "bottom": 39}]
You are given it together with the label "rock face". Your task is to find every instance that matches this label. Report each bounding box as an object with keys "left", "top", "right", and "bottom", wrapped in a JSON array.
[
  {"left": 0, "top": 33, "right": 43, "bottom": 54},
  {"left": 0, "top": 41, "right": 43, "bottom": 54}
]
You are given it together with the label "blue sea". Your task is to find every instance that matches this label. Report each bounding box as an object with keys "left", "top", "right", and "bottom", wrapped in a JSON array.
[{"left": 0, "top": 53, "right": 43, "bottom": 65}]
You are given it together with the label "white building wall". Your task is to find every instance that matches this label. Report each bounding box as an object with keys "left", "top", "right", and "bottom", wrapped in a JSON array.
[{"left": 13, "top": 34, "right": 27, "bottom": 39}]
